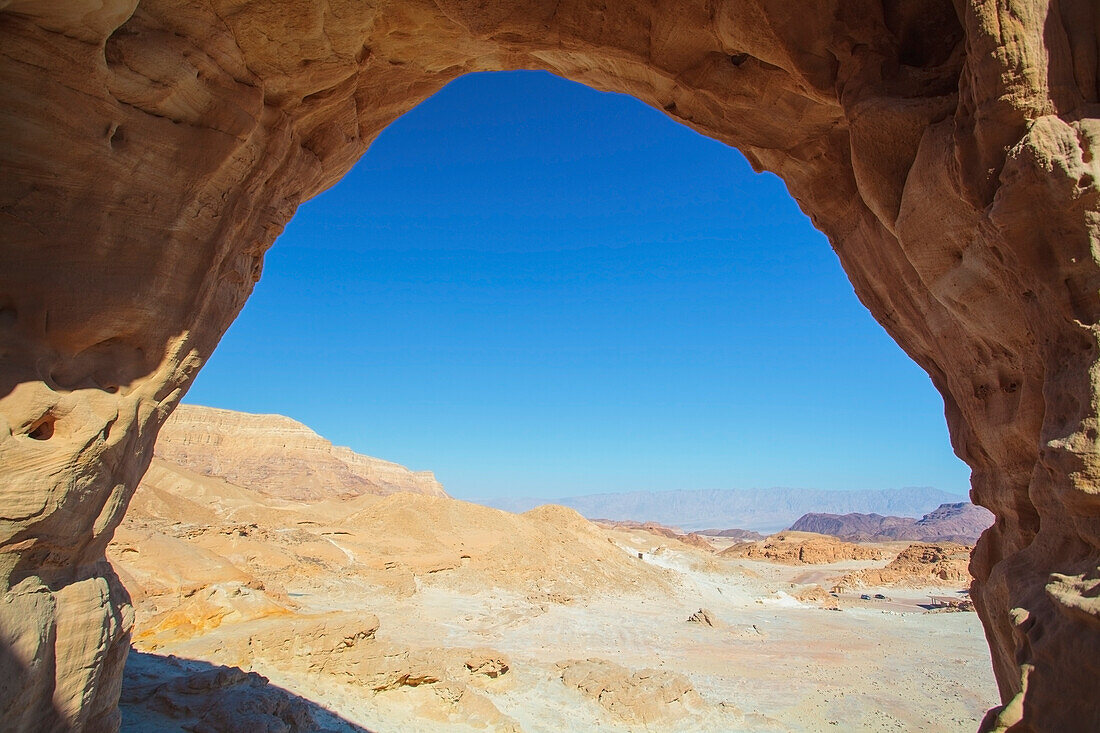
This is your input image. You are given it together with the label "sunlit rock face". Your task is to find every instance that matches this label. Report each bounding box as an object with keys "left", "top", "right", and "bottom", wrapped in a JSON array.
[
  {"left": 154, "top": 404, "right": 448, "bottom": 501},
  {"left": 0, "top": 1, "right": 1096, "bottom": 730}
]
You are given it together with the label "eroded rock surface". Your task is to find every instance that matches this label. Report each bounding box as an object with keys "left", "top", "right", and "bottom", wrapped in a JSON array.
[
  {"left": 121, "top": 654, "right": 330, "bottom": 733},
  {"left": 719, "top": 531, "right": 885, "bottom": 565},
  {"left": 1, "top": 1, "right": 1098, "bottom": 730},
  {"left": 836, "top": 542, "right": 975, "bottom": 589},
  {"left": 557, "top": 657, "right": 705, "bottom": 727}
]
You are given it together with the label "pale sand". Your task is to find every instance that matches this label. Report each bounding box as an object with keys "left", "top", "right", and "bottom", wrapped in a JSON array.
[{"left": 122, "top": 524, "right": 996, "bottom": 731}]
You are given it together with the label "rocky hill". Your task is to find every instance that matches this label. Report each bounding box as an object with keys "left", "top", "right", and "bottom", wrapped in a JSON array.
[
  {"left": 834, "top": 543, "right": 974, "bottom": 589},
  {"left": 718, "top": 531, "right": 884, "bottom": 565},
  {"left": 104, "top": 405, "right": 996, "bottom": 732},
  {"left": 591, "top": 519, "right": 716, "bottom": 552},
  {"left": 154, "top": 404, "right": 446, "bottom": 501},
  {"left": 789, "top": 503, "right": 993, "bottom": 544},
  {"left": 112, "top": 448, "right": 673, "bottom": 650}
]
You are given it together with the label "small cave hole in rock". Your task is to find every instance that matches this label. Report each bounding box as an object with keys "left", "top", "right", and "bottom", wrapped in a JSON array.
[
  {"left": 27, "top": 414, "right": 55, "bottom": 440},
  {"left": 124, "top": 71, "right": 993, "bottom": 731}
]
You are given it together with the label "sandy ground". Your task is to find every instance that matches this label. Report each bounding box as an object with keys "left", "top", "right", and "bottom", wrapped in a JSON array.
[
  {"left": 112, "top": 413, "right": 995, "bottom": 732},
  {"left": 124, "top": 525, "right": 996, "bottom": 732}
]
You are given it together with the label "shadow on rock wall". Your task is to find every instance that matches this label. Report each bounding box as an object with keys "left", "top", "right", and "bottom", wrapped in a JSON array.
[{"left": 0, "top": 639, "right": 68, "bottom": 731}]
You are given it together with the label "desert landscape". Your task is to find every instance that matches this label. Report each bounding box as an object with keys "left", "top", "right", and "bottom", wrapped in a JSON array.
[
  {"left": 5, "top": 3, "right": 1099, "bottom": 729},
  {"left": 107, "top": 405, "right": 997, "bottom": 731}
]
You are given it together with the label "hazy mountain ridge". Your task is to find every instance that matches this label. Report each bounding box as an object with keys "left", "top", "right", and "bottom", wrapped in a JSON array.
[
  {"left": 790, "top": 502, "right": 994, "bottom": 544},
  {"left": 476, "top": 487, "right": 966, "bottom": 532}
]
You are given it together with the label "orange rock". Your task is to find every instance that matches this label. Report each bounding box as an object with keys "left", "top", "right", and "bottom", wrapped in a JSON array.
[{"left": 719, "top": 531, "right": 883, "bottom": 565}]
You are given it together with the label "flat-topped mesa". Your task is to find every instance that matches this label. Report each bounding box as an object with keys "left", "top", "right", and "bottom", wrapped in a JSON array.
[
  {"left": 155, "top": 404, "right": 447, "bottom": 501},
  {"left": 1, "top": 1, "right": 1098, "bottom": 731}
]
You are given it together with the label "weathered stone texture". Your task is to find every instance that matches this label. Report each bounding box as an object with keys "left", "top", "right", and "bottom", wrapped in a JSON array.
[{"left": 1, "top": 1, "right": 1097, "bottom": 730}]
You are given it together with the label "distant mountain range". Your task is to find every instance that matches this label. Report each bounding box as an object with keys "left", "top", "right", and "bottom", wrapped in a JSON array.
[
  {"left": 790, "top": 502, "right": 993, "bottom": 544},
  {"left": 473, "top": 487, "right": 968, "bottom": 532}
]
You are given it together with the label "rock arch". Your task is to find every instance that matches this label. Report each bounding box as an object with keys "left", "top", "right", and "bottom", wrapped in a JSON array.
[{"left": 0, "top": 1, "right": 1097, "bottom": 730}]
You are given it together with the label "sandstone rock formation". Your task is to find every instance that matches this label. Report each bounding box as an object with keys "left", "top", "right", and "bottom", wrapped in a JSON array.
[
  {"left": 790, "top": 584, "right": 839, "bottom": 609},
  {"left": 121, "top": 617, "right": 521, "bottom": 732},
  {"left": 557, "top": 657, "right": 705, "bottom": 726},
  {"left": 1, "top": 1, "right": 1098, "bottom": 730},
  {"left": 156, "top": 404, "right": 447, "bottom": 500},
  {"left": 790, "top": 502, "right": 994, "bottom": 543},
  {"left": 836, "top": 542, "right": 975, "bottom": 589},
  {"left": 719, "top": 531, "right": 885, "bottom": 565}
]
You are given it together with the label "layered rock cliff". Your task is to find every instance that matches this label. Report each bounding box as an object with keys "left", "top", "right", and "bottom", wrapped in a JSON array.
[
  {"left": 1, "top": 1, "right": 1098, "bottom": 731},
  {"left": 155, "top": 404, "right": 447, "bottom": 501}
]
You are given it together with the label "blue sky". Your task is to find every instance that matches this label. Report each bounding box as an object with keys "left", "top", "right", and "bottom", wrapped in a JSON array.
[{"left": 184, "top": 70, "right": 971, "bottom": 500}]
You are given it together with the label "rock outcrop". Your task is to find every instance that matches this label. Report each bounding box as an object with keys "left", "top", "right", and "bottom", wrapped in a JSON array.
[
  {"left": 686, "top": 608, "right": 719, "bottom": 627},
  {"left": 836, "top": 542, "right": 974, "bottom": 589},
  {"left": 121, "top": 653, "right": 330, "bottom": 733},
  {"left": 557, "top": 657, "right": 704, "bottom": 726},
  {"left": 2, "top": 1, "right": 1099, "bottom": 730},
  {"left": 121, "top": 620, "right": 521, "bottom": 732},
  {"left": 719, "top": 531, "right": 884, "bottom": 565},
  {"left": 790, "top": 502, "right": 994, "bottom": 544}
]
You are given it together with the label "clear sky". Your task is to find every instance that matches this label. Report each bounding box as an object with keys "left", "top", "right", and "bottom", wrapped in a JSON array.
[{"left": 183, "top": 70, "right": 972, "bottom": 501}]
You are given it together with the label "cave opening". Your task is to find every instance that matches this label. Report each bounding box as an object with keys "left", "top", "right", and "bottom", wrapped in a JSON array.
[
  {"left": 186, "top": 70, "right": 970, "bottom": 505},
  {"left": 129, "top": 69, "right": 996, "bottom": 730}
]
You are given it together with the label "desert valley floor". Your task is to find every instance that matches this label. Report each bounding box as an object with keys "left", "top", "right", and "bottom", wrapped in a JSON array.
[{"left": 110, "top": 406, "right": 998, "bottom": 732}]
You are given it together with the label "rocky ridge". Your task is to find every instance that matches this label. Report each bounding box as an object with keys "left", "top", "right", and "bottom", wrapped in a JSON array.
[
  {"left": 719, "top": 531, "right": 884, "bottom": 565},
  {"left": 155, "top": 404, "right": 446, "bottom": 501},
  {"left": 107, "top": 428, "right": 696, "bottom": 731},
  {"left": 835, "top": 543, "right": 974, "bottom": 590},
  {"left": 789, "top": 502, "right": 993, "bottom": 544}
]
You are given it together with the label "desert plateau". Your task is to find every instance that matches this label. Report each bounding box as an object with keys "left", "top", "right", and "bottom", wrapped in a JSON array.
[{"left": 108, "top": 406, "right": 997, "bottom": 732}]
